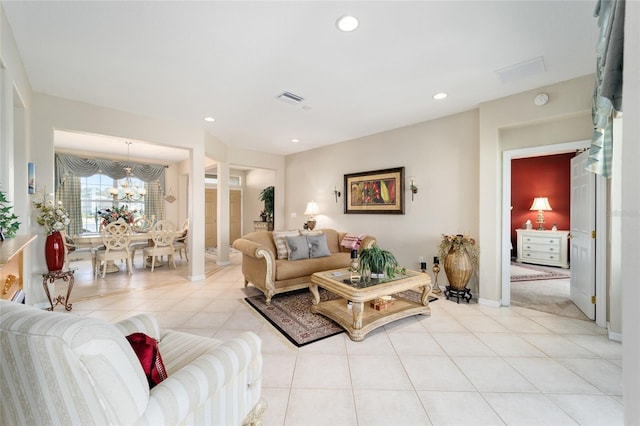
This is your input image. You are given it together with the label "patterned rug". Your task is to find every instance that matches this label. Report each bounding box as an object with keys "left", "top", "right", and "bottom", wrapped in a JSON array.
[
  {"left": 244, "top": 288, "right": 436, "bottom": 347},
  {"left": 510, "top": 262, "right": 570, "bottom": 282}
]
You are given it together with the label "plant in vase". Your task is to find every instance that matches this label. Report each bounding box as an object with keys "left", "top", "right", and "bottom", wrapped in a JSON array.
[
  {"left": 258, "top": 186, "right": 274, "bottom": 222},
  {"left": 438, "top": 234, "right": 479, "bottom": 302},
  {"left": 358, "top": 244, "right": 399, "bottom": 279},
  {"left": 32, "top": 192, "right": 71, "bottom": 272},
  {"left": 0, "top": 191, "right": 21, "bottom": 241},
  {"left": 97, "top": 205, "right": 138, "bottom": 227}
]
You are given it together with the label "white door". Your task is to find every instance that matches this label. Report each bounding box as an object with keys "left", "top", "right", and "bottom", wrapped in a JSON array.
[{"left": 570, "top": 151, "right": 596, "bottom": 319}]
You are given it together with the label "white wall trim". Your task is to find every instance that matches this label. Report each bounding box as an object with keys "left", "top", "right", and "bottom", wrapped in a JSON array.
[
  {"left": 188, "top": 275, "right": 206, "bottom": 282},
  {"left": 501, "top": 140, "right": 591, "bottom": 308},
  {"left": 478, "top": 298, "right": 502, "bottom": 308},
  {"left": 607, "top": 323, "right": 622, "bottom": 342}
]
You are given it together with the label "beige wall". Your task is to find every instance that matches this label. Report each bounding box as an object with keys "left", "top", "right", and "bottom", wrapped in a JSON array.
[{"left": 285, "top": 110, "right": 481, "bottom": 293}]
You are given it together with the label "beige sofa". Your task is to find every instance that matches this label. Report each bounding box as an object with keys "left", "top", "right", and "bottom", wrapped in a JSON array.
[{"left": 232, "top": 228, "right": 376, "bottom": 303}]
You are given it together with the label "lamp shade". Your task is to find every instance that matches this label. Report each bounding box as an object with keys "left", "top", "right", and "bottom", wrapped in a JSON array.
[
  {"left": 530, "top": 197, "right": 552, "bottom": 211},
  {"left": 304, "top": 201, "right": 319, "bottom": 216}
]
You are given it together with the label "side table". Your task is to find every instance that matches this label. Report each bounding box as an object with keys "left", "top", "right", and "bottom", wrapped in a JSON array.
[{"left": 42, "top": 269, "right": 75, "bottom": 311}]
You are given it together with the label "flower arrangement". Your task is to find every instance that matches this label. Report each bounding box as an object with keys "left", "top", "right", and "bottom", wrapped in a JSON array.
[
  {"left": 98, "top": 205, "right": 137, "bottom": 226},
  {"left": 438, "top": 234, "right": 479, "bottom": 267},
  {"left": 32, "top": 192, "right": 70, "bottom": 235}
]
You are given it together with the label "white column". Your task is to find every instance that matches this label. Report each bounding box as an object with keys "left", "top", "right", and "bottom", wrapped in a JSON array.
[{"left": 216, "top": 162, "right": 230, "bottom": 265}]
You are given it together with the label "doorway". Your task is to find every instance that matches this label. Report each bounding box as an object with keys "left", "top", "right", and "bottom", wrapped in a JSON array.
[
  {"left": 205, "top": 188, "right": 242, "bottom": 248},
  {"left": 501, "top": 140, "right": 607, "bottom": 327}
]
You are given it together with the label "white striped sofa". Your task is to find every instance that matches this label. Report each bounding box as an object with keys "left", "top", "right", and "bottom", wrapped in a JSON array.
[{"left": 0, "top": 301, "right": 266, "bottom": 425}]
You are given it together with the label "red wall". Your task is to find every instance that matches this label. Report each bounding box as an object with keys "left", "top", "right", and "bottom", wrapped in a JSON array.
[{"left": 511, "top": 152, "right": 575, "bottom": 254}]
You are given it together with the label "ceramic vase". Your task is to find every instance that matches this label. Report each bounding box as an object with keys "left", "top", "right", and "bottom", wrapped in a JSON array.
[
  {"left": 45, "top": 231, "right": 65, "bottom": 272},
  {"left": 443, "top": 246, "right": 472, "bottom": 291}
]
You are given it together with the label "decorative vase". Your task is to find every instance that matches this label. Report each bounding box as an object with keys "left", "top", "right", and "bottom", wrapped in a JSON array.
[
  {"left": 443, "top": 246, "right": 472, "bottom": 291},
  {"left": 45, "top": 231, "right": 65, "bottom": 272}
]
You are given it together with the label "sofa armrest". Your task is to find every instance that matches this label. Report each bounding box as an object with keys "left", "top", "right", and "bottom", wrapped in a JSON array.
[
  {"left": 359, "top": 235, "right": 377, "bottom": 250},
  {"left": 139, "top": 332, "right": 263, "bottom": 426},
  {"left": 233, "top": 238, "right": 274, "bottom": 260},
  {"left": 114, "top": 313, "right": 161, "bottom": 340}
]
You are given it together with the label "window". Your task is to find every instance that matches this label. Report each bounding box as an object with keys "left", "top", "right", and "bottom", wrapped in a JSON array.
[
  {"left": 205, "top": 174, "right": 241, "bottom": 186},
  {"left": 79, "top": 174, "right": 145, "bottom": 233}
]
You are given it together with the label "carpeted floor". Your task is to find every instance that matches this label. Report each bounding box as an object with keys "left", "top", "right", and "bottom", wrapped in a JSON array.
[
  {"left": 510, "top": 262, "right": 570, "bottom": 281},
  {"left": 509, "top": 262, "right": 588, "bottom": 321}
]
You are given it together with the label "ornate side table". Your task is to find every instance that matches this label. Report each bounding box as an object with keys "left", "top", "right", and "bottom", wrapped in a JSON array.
[{"left": 42, "top": 269, "right": 75, "bottom": 311}]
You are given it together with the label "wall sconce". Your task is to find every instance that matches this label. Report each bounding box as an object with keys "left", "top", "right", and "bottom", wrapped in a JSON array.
[
  {"left": 409, "top": 177, "right": 418, "bottom": 201},
  {"left": 304, "top": 201, "right": 319, "bottom": 230},
  {"left": 333, "top": 186, "right": 341, "bottom": 203},
  {"left": 530, "top": 196, "right": 552, "bottom": 230}
]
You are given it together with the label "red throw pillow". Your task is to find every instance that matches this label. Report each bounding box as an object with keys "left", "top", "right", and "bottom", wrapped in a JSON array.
[{"left": 125, "top": 332, "right": 168, "bottom": 389}]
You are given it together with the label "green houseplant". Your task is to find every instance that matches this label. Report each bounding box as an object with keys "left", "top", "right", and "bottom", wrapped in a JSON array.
[
  {"left": 259, "top": 186, "right": 274, "bottom": 222},
  {"left": 358, "top": 244, "right": 399, "bottom": 279},
  {"left": 0, "top": 191, "right": 21, "bottom": 240}
]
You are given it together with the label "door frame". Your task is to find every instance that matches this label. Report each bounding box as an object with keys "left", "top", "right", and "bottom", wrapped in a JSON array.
[{"left": 501, "top": 139, "right": 607, "bottom": 327}]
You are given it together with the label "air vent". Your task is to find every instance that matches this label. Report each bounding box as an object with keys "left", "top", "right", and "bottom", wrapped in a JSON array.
[{"left": 277, "top": 91, "right": 304, "bottom": 104}]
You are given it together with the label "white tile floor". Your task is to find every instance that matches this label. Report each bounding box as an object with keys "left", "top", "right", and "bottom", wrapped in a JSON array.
[{"left": 63, "top": 254, "right": 623, "bottom": 425}]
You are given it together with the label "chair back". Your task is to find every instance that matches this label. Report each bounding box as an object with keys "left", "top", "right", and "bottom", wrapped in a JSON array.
[
  {"left": 150, "top": 220, "right": 175, "bottom": 247},
  {"left": 101, "top": 219, "right": 132, "bottom": 250},
  {"left": 132, "top": 216, "right": 152, "bottom": 233}
]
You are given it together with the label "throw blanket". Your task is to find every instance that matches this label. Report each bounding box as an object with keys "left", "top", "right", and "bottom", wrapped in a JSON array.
[{"left": 340, "top": 234, "right": 367, "bottom": 250}]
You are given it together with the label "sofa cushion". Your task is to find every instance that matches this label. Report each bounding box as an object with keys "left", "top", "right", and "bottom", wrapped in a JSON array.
[
  {"left": 308, "top": 233, "right": 331, "bottom": 258},
  {"left": 286, "top": 235, "right": 310, "bottom": 260},
  {"left": 275, "top": 252, "right": 351, "bottom": 281},
  {"left": 319, "top": 229, "right": 341, "bottom": 253},
  {"left": 272, "top": 230, "right": 300, "bottom": 259}
]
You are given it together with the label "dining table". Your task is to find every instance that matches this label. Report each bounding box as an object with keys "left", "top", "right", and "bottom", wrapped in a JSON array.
[{"left": 74, "top": 231, "right": 159, "bottom": 273}]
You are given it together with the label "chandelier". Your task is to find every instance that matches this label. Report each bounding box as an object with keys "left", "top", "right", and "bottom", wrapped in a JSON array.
[{"left": 108, "top": 141, "right": 147, "bottom": 202}]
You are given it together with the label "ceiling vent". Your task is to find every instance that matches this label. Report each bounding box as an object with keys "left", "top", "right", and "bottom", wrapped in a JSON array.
[
  {"left": 495, "top": 57, "right": 546, "bottom": 84},
  {"left": 277, "top": 91, "right": 304, "bottom": 104}
]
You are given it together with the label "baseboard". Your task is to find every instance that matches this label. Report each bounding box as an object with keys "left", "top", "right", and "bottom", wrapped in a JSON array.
[
  {"left": 607, "top": 322, "right": 623, "bottom": 342},
  {"left": 188, "top": 274, "right": 206, "bottom": 282},
  {"left": 478, "top": 298, "right": 501, "bottom": 308},
  {"left": 216, "top": 261, "right": 231, "bottom": 266}
]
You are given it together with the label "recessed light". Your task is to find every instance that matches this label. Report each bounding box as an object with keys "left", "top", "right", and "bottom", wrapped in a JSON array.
[
  {"left": 336, "top": 15, "right": 359, "bottom": 32},
  {"left": 291, "top": 138, "right": 300, "bottom": 143},
  {"left": 204, "top": 116, "right": 215, "bottom": 122},
  {"left": 433, "top": 92, "right": 448, "bottom": 100}
]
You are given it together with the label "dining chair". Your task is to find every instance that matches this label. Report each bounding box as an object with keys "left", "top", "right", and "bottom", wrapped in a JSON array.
[
  {"left": 95, "top": 219, "right": 133, "bottom": 278},
  {"left": 173, "top": 218, "right": 189, "bottom": 261},
  {"left": 61, "top": 231, "right": 96, "bottom": 272},
  {"left": 143, "top": 220, "right": 176, "bottom": 272},
  {"left": 129, "top": 216, "right": 153, "bottom": 265}
]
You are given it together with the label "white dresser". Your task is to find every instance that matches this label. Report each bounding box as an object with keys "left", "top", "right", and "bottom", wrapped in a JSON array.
[{"left": 516, "top": 229, "right": 570, "bottom": 268}]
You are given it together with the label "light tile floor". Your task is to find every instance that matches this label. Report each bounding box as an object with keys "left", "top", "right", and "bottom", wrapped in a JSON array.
[{"left": 63, "top": 254, "right": 623, "bottom": 425}]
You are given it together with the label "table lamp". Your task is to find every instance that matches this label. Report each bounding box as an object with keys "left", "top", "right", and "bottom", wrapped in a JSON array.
[
  {"left": 530, "top": 197, "right": 552, "bottom": 230},
  {"left": 304, "top": 201, "right": 319, "bottom": 230}
]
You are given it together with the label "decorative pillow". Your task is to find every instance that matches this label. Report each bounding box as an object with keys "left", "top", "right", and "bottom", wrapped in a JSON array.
[
  {"left": 125, "top": 332, "right": 168, "bottom": 389},
  {"left": 272, "top": 230, "right": 300, "bottom": 259},
  {"left": 340, "top": 233, "right": 365, "bottom": 250},
  {"left": 286, "top": 235, "right": 310, "bottom": 260},
  {"left": 300, "top": 229, "right": 323, "bottom": 236},
  {"left": 308, "top": 233, "right": 331, "bottom": 258}
]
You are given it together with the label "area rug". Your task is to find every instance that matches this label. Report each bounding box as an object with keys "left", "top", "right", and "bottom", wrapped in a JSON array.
[
  {"left": 244, "top": 288, "right": 437, "bottom": 347},
  {"left": 510, "top": 262, "right": 570, "bottom": 282}
]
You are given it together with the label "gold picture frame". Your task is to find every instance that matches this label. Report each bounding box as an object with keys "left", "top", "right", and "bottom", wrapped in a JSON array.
[{"left": 344, "top": 167, "right": 405, "bottom": 214}]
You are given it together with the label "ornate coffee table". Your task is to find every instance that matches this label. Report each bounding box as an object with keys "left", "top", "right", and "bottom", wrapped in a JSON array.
[{"left": 309, "top": 268, "right": 432, "bottom": 341}]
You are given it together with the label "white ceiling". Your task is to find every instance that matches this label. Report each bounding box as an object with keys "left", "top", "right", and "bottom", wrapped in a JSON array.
[{"left": 3, "top": 1, "right": 597, "bottom": 159}]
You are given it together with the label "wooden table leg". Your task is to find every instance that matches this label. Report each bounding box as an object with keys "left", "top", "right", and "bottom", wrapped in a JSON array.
[
  {"left": 352, "top": 301, "right": 364, "bottom": 329},
  {"left": 309, "top": 284, "right": 320, "bottom": 304}
]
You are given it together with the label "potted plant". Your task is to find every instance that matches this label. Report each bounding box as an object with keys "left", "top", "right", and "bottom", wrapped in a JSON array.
[
  {"left": 0, "top": 191, "right": 21, "bottom": 241},
  {"left": 259, "top": 186, "right": 274, "bottom": 222},
  {"left": 358, "top": 244, "right": 399, "bottom": 279}
]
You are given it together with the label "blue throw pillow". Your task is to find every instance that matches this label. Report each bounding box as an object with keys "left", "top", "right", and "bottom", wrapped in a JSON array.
[
  {"left": 286, "top": 235, "right": 310, "bottom": 260},
  {"left": 308, "top": 233, "right": 331, "bottom": 258}
]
